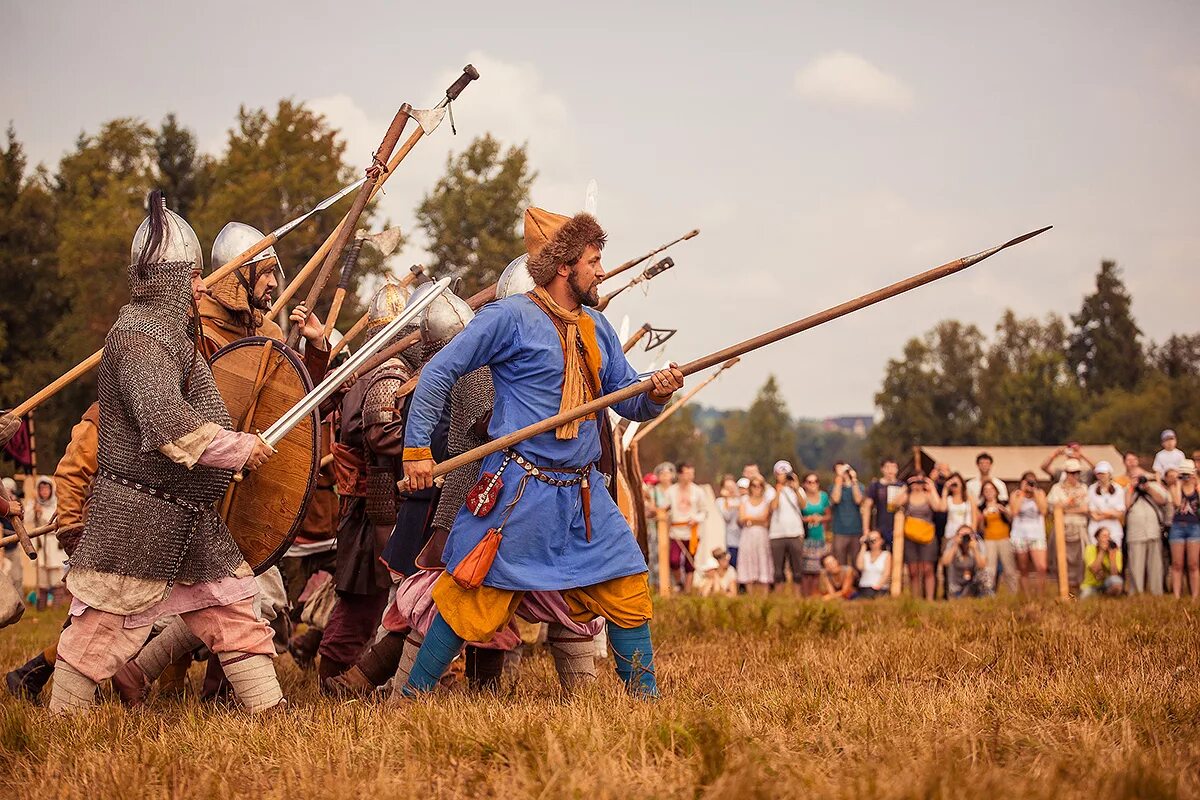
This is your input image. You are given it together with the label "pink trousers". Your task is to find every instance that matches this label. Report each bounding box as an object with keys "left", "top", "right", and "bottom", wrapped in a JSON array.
[{"left": 57, "top": 597, "right": 274, "bottom": 683}]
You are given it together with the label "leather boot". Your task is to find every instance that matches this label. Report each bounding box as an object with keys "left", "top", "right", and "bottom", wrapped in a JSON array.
[
  {"left": 465, "top": 645, "right": 505, "bottom": 692},
  {"left": 111, "top": 661, "right": 151, "bottom": 707},
  {"left": 317, "top": 656, "right": 348, "bottom": 694},
  {"left": 5, "top": 651, "right": 54, "bottom": 705},
  {"left": 323, "top": 665, "right": 375, "bottom": 698}
]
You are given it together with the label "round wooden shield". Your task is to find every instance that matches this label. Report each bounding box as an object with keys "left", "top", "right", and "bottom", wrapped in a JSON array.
[{"left": 209, "top": 336, "right": 319, "bottom": 574}]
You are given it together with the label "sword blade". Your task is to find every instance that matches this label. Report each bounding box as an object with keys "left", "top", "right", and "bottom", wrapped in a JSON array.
[{"left": 262, "top": 278, "right": 451, "bottom": 447}]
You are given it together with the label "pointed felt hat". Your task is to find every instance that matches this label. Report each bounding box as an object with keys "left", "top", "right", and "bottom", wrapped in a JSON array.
[{"left": 523, "top": 207, "right": 607, "bottom": 286}]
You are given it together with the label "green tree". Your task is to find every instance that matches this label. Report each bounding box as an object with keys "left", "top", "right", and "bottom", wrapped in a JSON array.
[
  {"left": 154, "top": 113, "right": 212, "bottom": 218},
  {"left": 1150, "top": 333, "right": 1200, "bottom": 379},
  {"left": 416, "top": 134, "right": 535, "bottom": 296},
  {"left": 867, "top": 320, "right": 984, "bottom": 462},
  {"left": 192, "top": 100, "right": 384, "bottom": 317},
  {"left": 0, "top": 127, "right": 62, "bottom": 471},
  {"left": 635, "top": 404, "right": 715, "bottom": 481},
  {"left": 719, "top": 376, "right": 795, "bottom": 475},
  {"left": 1067, "top": 260, "right": 1144, "bottom": 393},
  {"left": 1073, "top": 373, "right": 1200, "bottom": 455},
  {"left": 977, "top": 311, "right": 1080, "bottom": 444}
]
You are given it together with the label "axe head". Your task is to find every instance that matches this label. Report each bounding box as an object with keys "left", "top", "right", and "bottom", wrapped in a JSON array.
[
  {"left": 645, "top": 327, "right": 677, "bottom": 352},
  {"left": 645, "top": 256, "right": 674, "bottom": 279},
  {"left": 358, "top": 227, "right": 403, "bottom": 257},
  {"left": 406, "top": 107, "right": 446, "bottom": 136}
]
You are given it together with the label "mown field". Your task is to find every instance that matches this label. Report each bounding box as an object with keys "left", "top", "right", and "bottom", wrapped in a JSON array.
[{"left": 2, "top": 595, "right": 1198, "bottom": 800}]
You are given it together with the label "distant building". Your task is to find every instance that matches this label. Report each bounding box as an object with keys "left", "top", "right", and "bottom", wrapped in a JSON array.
[{"left": 822, "top": 415, "right": 873, "bottom": 436}]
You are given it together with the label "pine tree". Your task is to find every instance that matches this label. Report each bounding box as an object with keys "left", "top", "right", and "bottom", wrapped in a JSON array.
[
  {"left": 1067, "top": 260, "right": 1144, "bottom": 393},
  {"left": 416, "top": 134, "right": 535, "bottom": 296},
  {"left": 154, "top": 113, "right": 212, "bottom": 218},
  {"left": 721, "top": 376, "right": 795, "bottom": 474}
]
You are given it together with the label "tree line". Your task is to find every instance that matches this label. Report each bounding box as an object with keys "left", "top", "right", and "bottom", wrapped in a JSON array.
[{"left": 1, "top": 103, "right": 534, "bottom": 465}]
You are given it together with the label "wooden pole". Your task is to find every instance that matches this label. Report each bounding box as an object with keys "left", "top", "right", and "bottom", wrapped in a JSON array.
[
  {"left": 1053, "top": 506, "right": 1069, "bottom": 600},
  {"left": 890, "top": 510, "right": 906, "bottom": 597},
  {"left": 622, "top": 324, "right": 650, "bottom": 354},
  {"left": 656, "top": 508, "right": 671, "bottom": 597},
  {"left": 270, "top": 65, "right": 480, "bottom": 321},
  {"left": 630, "top": 358, "right": 738, "bottom": 446},
  {"left": 602, "top": 229, "right": 699, "bottom": 283},
  {"left": 427, "top": 227, "right": 1052, "bottom": 481},
  {"left": 285, "top": 107, "right": 412, "bottom": 348},
  {"left": 329, "top": 312, "right": 369, "bottom": 360}
]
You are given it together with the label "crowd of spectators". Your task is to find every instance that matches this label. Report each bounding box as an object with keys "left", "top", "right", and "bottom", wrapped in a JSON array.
[{"left": 648, "top": 429, "right": 1200, "bottom": 601}]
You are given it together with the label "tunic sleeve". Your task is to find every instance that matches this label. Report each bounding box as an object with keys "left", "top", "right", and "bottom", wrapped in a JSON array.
[
  {"left": 591, "top": 310, "right": 665, "bottom": 422},
  {"left": 403, "top": 302, "right": 519, "bottom": 460},
  {"left": 111, "top": 330, "right": 214, "bottom": 455}
]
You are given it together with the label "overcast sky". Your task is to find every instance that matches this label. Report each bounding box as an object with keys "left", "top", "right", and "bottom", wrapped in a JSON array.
[{"left": 4, "top": 1, "right": 1199, "bottom": 417}]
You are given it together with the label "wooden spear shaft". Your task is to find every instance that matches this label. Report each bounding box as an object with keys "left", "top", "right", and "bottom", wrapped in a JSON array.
[
  {"left": 285, "top": 106, "right": 412, "bottom": 348},
  {"left": 427, "top": 227, "right": 1051, "bottom": 479},
  {"left": 6, "top": 227, "right": 305, "bottom": 420},
  {"left": 270, "top": 65, "right": 480, "bottom": 320},
  {"left": 602, "top": 229, "right": 699, "bottom": 283},
  {"left": 630, "top": 358, "right": 739, "bottom": 446}
]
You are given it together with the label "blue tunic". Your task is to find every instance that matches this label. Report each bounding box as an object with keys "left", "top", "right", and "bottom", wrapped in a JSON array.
[{"left": 404, "top": 294, "right": 664, "bottom": 591}]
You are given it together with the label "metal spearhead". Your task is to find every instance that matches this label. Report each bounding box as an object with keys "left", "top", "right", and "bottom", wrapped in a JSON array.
[{"left": 272, "top": 177, "right": 368, "bottom": 240}]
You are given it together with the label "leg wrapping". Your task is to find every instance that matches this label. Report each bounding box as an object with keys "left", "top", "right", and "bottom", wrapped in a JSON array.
[
  {"left": 219, "top": 652, "right": 283, "bottom": 713},
  {"left": 48, "top": 659, "right": 98, "bottom": 714},
  {"left": 547, "top": 623, "right": 597, "bottom": 692}
]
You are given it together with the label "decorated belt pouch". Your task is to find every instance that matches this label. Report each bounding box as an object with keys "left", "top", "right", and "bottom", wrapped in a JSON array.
[{"left": 465, "top": 453, "right": 511, "bottom": 517}]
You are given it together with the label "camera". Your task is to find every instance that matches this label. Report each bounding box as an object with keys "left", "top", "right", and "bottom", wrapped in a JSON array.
[{"left": 1137, "top": 475, "right": 1149, "bottom": 486}]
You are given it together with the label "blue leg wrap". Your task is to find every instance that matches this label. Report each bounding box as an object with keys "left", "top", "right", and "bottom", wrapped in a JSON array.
[
  {"left": 403, "top": 613, "right": 464, "bottom": 695},
  {"left": 606, "top": 621, "right": 658, "bottom": 698}
]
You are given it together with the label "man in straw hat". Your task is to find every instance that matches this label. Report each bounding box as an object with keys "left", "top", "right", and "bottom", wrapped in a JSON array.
[{"left": 400, "top": 207, "right": 683, "bottom": 698}]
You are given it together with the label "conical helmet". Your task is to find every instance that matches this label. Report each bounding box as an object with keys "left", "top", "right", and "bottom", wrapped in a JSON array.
[
  {"left": 496, "top": 254, "right": 535, "bottom": 300},
  {"left": 366, "top": 277, "right": 414, "bottom": 334},
  {"left": 130, "top": 200, "right": 203, "bottom": 269},
  {"left": 209, "top": 221, "right": 283, "bottom": 311},
  {"left": 420, "top": 289, "right": 474, "bottom": 346}
]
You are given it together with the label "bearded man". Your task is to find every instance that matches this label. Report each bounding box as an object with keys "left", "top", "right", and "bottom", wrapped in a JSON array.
[
  {"left": 200, "top": 221, "right": 329, "bottom": 380},
  {"left": 400, "top": 208, "right": 684, "bottom": 698},
  {"left": 48, "top": 192, "right": 282, "bottom": 714}
]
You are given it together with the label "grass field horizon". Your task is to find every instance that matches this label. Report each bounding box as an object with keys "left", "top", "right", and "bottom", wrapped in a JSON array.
[{"left": 2, "top": 595, "right": 1198, "bottom": 799}]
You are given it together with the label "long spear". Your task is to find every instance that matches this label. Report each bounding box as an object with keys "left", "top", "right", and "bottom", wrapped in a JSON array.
[
  {"left": 630, "top": 357, "right": 739, "bottom": 446},
  {"left": 602, "top": 229, "right": 699, "bottom": 284},
  {"left": 269, "top": 65, "right": 480, "bottom": 321},
  {"left": 423, "top": 226, "right": 1052, "bottom": 480},
  {"left": 284, "top": 104, "right": 414, "bottom": 348},
  {"left": 0, "top": 177, "right": 368, "bottom": 439}
]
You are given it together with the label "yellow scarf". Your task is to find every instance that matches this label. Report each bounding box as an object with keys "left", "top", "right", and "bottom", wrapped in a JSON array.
[{"left": 530, "top": 287, "right": 604, "bottom": 439}]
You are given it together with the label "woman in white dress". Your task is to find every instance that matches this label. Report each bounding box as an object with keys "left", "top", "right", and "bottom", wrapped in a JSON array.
[{"left": 737, "top": 477, "right": 774, "bottom": 595}]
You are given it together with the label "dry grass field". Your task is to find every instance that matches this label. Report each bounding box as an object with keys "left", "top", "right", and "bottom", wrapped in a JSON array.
[{"left": 2, "top": 595, "right": 1199, "bottom": 800}]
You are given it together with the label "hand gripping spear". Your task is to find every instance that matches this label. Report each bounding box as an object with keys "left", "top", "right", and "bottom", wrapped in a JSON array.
[
  {"left": 0, "top": 178, "right": 370, "bottom": 445},
  {"left": 269, "top": 65, "right": 481, "bottom": 321},
  {"left": 418, "top": 227, "right": 1052, "bottom": 481}
]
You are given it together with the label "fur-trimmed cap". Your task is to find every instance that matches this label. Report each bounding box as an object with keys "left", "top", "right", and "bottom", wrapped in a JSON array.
[{"left": 524, "top": 207, "right": 607, "bottom": 286}]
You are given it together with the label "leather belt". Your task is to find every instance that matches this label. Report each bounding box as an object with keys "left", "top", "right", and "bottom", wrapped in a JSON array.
[{"left": 507, "top": 450, "right": 596, "bottom": 542}]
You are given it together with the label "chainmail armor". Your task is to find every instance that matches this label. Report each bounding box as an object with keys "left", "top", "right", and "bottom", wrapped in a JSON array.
[
  {"left": 363, "top": 361, "right": 410, "bottom": 524},
  {"left": 70, "top": 260, "right": 245, "bottom": 585},
  {"left": 431, "top": 367, "right": 495, "bottom": 531}
]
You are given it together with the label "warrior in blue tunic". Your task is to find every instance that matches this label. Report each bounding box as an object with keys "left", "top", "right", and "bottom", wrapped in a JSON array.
[{"left": 400, "top": 207, "right": 684, "bottom": 697}]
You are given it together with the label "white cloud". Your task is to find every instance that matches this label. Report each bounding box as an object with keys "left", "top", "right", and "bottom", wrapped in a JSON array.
[
  {"left": 794, "top": 51, "right": 914, "bottom": 111},
  {"left": 309, "top": 51, "right": 589, "bottom": 276}
]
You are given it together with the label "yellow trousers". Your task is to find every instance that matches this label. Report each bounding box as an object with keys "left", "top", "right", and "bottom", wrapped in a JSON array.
[{"left": 431, "top": 571, "right": 653, "bottom": 643}]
